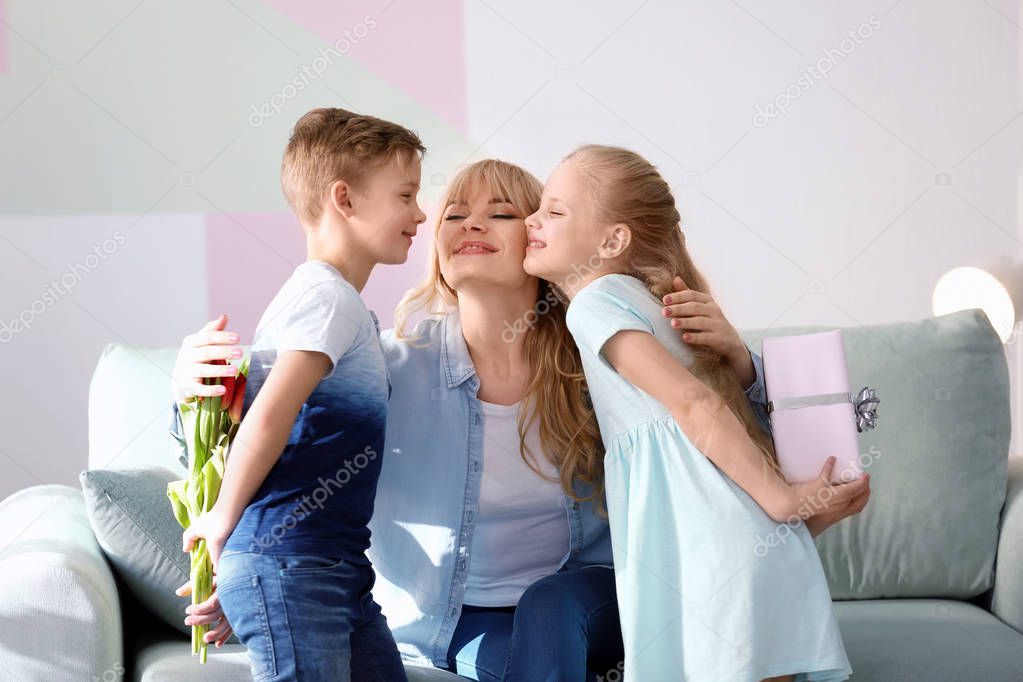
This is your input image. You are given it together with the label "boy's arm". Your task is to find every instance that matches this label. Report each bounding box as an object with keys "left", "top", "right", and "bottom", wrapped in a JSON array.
[
  {"left": 601, "top": 330, "right": 867, "bottom": 522},
  {"left": 212, "top": 350, "right": 331, "bottom": 531},
  {"left": 183, "top": 349, "right": 331, "bottom": 566}
]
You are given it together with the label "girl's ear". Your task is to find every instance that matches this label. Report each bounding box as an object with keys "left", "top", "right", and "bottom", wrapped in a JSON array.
[
  {"left": 329, "top": 180, "right": 355, "bottom": 218},
  {"left": 599, "top": 223, "right": 631, "bottom": 259}
]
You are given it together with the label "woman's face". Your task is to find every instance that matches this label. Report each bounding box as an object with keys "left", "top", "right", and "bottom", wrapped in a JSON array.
[
  {"left": 437, "top": 186, "right": 536, "bottom": 293},
  {"left": 523, "top": 161, "right": 605, "bottom": 287}
]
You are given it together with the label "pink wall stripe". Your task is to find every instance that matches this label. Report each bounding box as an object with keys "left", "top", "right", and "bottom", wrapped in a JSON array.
[
  {"left": 205, "top": 211, "right": 305, "bottom": 344},
  {"left": 266, "top": 0, "right": 468, "bottom": 133}
]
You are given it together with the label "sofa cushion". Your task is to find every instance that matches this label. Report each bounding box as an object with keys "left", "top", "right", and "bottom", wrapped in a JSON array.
[
  {"left": 740, "top": 309, "right": 1011, "bottom": 600},
  {"left": 0, "top": 485, "right": 122, "bottom": 681},
  {"left": 87, "top": 343, "right": 185, "bottom": 472},
  {"left": 133, "top": 638, "right": 469, "bottom": 681},
  {"left": 833, "top": 599, "right": 1023, "bottom": 681},
  {"left": 79, "top": 467, "right": 222, "bottom": 640}
]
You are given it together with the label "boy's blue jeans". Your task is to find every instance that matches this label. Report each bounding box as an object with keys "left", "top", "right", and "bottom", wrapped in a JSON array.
[{"left": 217, "top": 550, "right": 407, "bottom": 682}]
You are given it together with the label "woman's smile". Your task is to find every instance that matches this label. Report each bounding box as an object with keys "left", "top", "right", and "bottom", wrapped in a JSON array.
[{"left": 453, "top": 239, "right": 499, "bottom": 255}]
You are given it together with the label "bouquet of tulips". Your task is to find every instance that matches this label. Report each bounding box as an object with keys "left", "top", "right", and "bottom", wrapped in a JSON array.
[{"left": 167, "top": 356, "right": 248, "bottom": 663}]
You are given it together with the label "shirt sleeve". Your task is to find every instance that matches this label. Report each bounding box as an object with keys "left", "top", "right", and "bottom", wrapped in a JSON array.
[
  {"left": 277, "top": 281, "right": 364, "bottom": 376},
  {"left": 744, "top": 346, "right": 773, "bottom": 436},
  {"left": 568, "top": 278, "right": 656, "bottom": 357}
]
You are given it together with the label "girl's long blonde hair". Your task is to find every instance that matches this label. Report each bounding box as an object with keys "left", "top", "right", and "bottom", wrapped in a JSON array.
[
  {"left": 565, "top": 144, "right": 781, "bottom": 475},
  {"left": 394, "top": 159, "right": 606, "bottom": 507}
]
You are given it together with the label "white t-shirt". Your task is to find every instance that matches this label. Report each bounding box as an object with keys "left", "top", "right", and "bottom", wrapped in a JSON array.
[
  {"left": 462, "top": 399, "right": 572, "bottom": 607},
  {"left": 224, "top": 259, "right": 390, "bottom": 559}
]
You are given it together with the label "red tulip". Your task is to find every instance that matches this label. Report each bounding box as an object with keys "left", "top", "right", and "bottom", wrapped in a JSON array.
[
  {"left": 198, "top": 358, "right": 246, "bottom": 422},
  {"left": 229, "top": 371, "right": 247, "bottom": 424}
]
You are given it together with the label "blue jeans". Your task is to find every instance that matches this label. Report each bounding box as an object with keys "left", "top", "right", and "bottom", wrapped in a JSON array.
[
  {"left": 446, "top": 566, "right": 624, "bottom": 682},
  {"left": 217, "top": 550, "right": 406, "bottom": 682}
]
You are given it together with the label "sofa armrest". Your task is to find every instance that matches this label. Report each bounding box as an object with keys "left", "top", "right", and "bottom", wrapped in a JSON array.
[
  {"left": 0, "top": 485, "right": 124, "bottom": 680},
  {"left": 993, "top": 457, "right": 1023, "bottom": 634}
]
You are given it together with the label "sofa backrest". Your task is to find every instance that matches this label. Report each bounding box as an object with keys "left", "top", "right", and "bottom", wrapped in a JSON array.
[
  {"left": 739, "top": 308, "right": 1010, "bottom": 600},
  {"left": 88, "top": 309, "right": 1011, "bottom": 601}
]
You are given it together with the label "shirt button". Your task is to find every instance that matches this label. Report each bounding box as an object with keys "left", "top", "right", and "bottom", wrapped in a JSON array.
[{"left": 471, "top": 461, "right": 480, "bottom": 473}]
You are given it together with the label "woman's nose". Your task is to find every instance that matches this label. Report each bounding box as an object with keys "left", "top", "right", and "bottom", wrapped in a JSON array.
[{"left": 464, "top": 216, "right": 486, "bottom": 232}]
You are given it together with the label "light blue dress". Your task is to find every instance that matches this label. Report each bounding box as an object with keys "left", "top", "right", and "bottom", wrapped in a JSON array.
[{"left": 566, "top": 274, "right": 852, "bottom": 682}]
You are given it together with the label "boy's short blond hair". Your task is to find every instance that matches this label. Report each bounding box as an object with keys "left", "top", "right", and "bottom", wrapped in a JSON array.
[{"left": 281, "top": 107, "right": 425, "bottom": 224}]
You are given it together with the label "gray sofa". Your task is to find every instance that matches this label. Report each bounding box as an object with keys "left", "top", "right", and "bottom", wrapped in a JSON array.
[{"left": 1, "top": 308, "right": 1021, "bottom": 681}]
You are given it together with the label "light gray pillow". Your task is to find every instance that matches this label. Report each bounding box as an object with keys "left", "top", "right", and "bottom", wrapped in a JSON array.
[{"left": 80, "top": 467, "right": 235, "bottom": 641}]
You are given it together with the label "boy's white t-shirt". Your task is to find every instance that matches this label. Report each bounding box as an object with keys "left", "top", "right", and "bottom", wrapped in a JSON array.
[{"left": 222, "top": 259, "right": 391, "bottom": 560}]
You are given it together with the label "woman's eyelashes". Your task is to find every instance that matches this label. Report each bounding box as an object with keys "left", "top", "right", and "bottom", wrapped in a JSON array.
[{"left": 442, "top": 213, "right": 519, "bottom": 221}]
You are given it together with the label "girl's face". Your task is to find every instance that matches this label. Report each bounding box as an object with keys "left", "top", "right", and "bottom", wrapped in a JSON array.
[
  {"left": 437, "top": 186, "right": 535, "bottom": 293},
  {"left": 523, "top": 161, "right": 608, "bottom": 292}
]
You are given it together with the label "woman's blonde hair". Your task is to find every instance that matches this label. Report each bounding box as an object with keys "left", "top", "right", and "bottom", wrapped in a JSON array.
[
  {"left": 394, "top": 159, "right": 606, "bottom": 507},
  {"left": 564, "top": 144, "right": 780, "bottom": 475}
]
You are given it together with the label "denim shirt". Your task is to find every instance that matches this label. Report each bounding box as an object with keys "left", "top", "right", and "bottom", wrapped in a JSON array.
[{"left": 367, "top": 310, "right": 771, "bottom": 667}]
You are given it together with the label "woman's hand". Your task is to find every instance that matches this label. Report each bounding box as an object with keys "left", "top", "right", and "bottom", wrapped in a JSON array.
[
  {"left": 171, "top": 314, "right": 244, "bottom": 402},
  {"left": 175, "top": 578, "right": 233, "bottom": 647},
  {"left": 662, "top": 276, "right": 755, "bottom": 387}
]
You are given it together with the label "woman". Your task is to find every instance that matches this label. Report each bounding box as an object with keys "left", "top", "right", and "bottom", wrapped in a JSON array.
[{"left": 172, "top": 159, "right": 870, "bottom": 681}]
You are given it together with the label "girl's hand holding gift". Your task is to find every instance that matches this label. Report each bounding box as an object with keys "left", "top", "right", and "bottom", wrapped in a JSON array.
[
  {"left": 804, "top": 473, "right": 872, "bottom": 537},
  {"left": 772, "top": 456, "right": 871, "bottom": 525}
]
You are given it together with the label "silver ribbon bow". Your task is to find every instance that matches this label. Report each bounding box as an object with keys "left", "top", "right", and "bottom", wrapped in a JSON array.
[{"left": 854, "top": 386, "right": 880, "bottom": 433}]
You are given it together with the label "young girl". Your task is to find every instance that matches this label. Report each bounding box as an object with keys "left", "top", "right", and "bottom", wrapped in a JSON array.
[{"left": 523, "top": 144, "right": 867, "bottom": 681}]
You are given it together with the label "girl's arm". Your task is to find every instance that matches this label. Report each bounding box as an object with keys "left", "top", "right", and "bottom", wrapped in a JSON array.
[
  {"left": 183, "top": 349, "right": 331, "bottom": 565},
  {"left": 602, "top": 329, "right": 869, "bottom": 523}
]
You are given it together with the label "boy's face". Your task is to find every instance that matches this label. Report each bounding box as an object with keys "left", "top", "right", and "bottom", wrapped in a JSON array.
[{"left": 347, "top": 154, "right": 426, "bottom": 265}]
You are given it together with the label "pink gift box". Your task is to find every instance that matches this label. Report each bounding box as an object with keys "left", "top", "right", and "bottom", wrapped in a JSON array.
[{"left": 762, "top": 330, "right": 872, "bottom": 484}]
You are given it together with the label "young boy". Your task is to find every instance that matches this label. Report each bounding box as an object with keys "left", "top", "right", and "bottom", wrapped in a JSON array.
[{"left": 182, "top": 107, "right": 426, "bottom": 681}]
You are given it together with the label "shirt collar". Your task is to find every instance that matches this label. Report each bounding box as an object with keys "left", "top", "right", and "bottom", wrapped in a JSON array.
[{"left": 441, "top": 309, "right": 478, "bottom": 389}]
